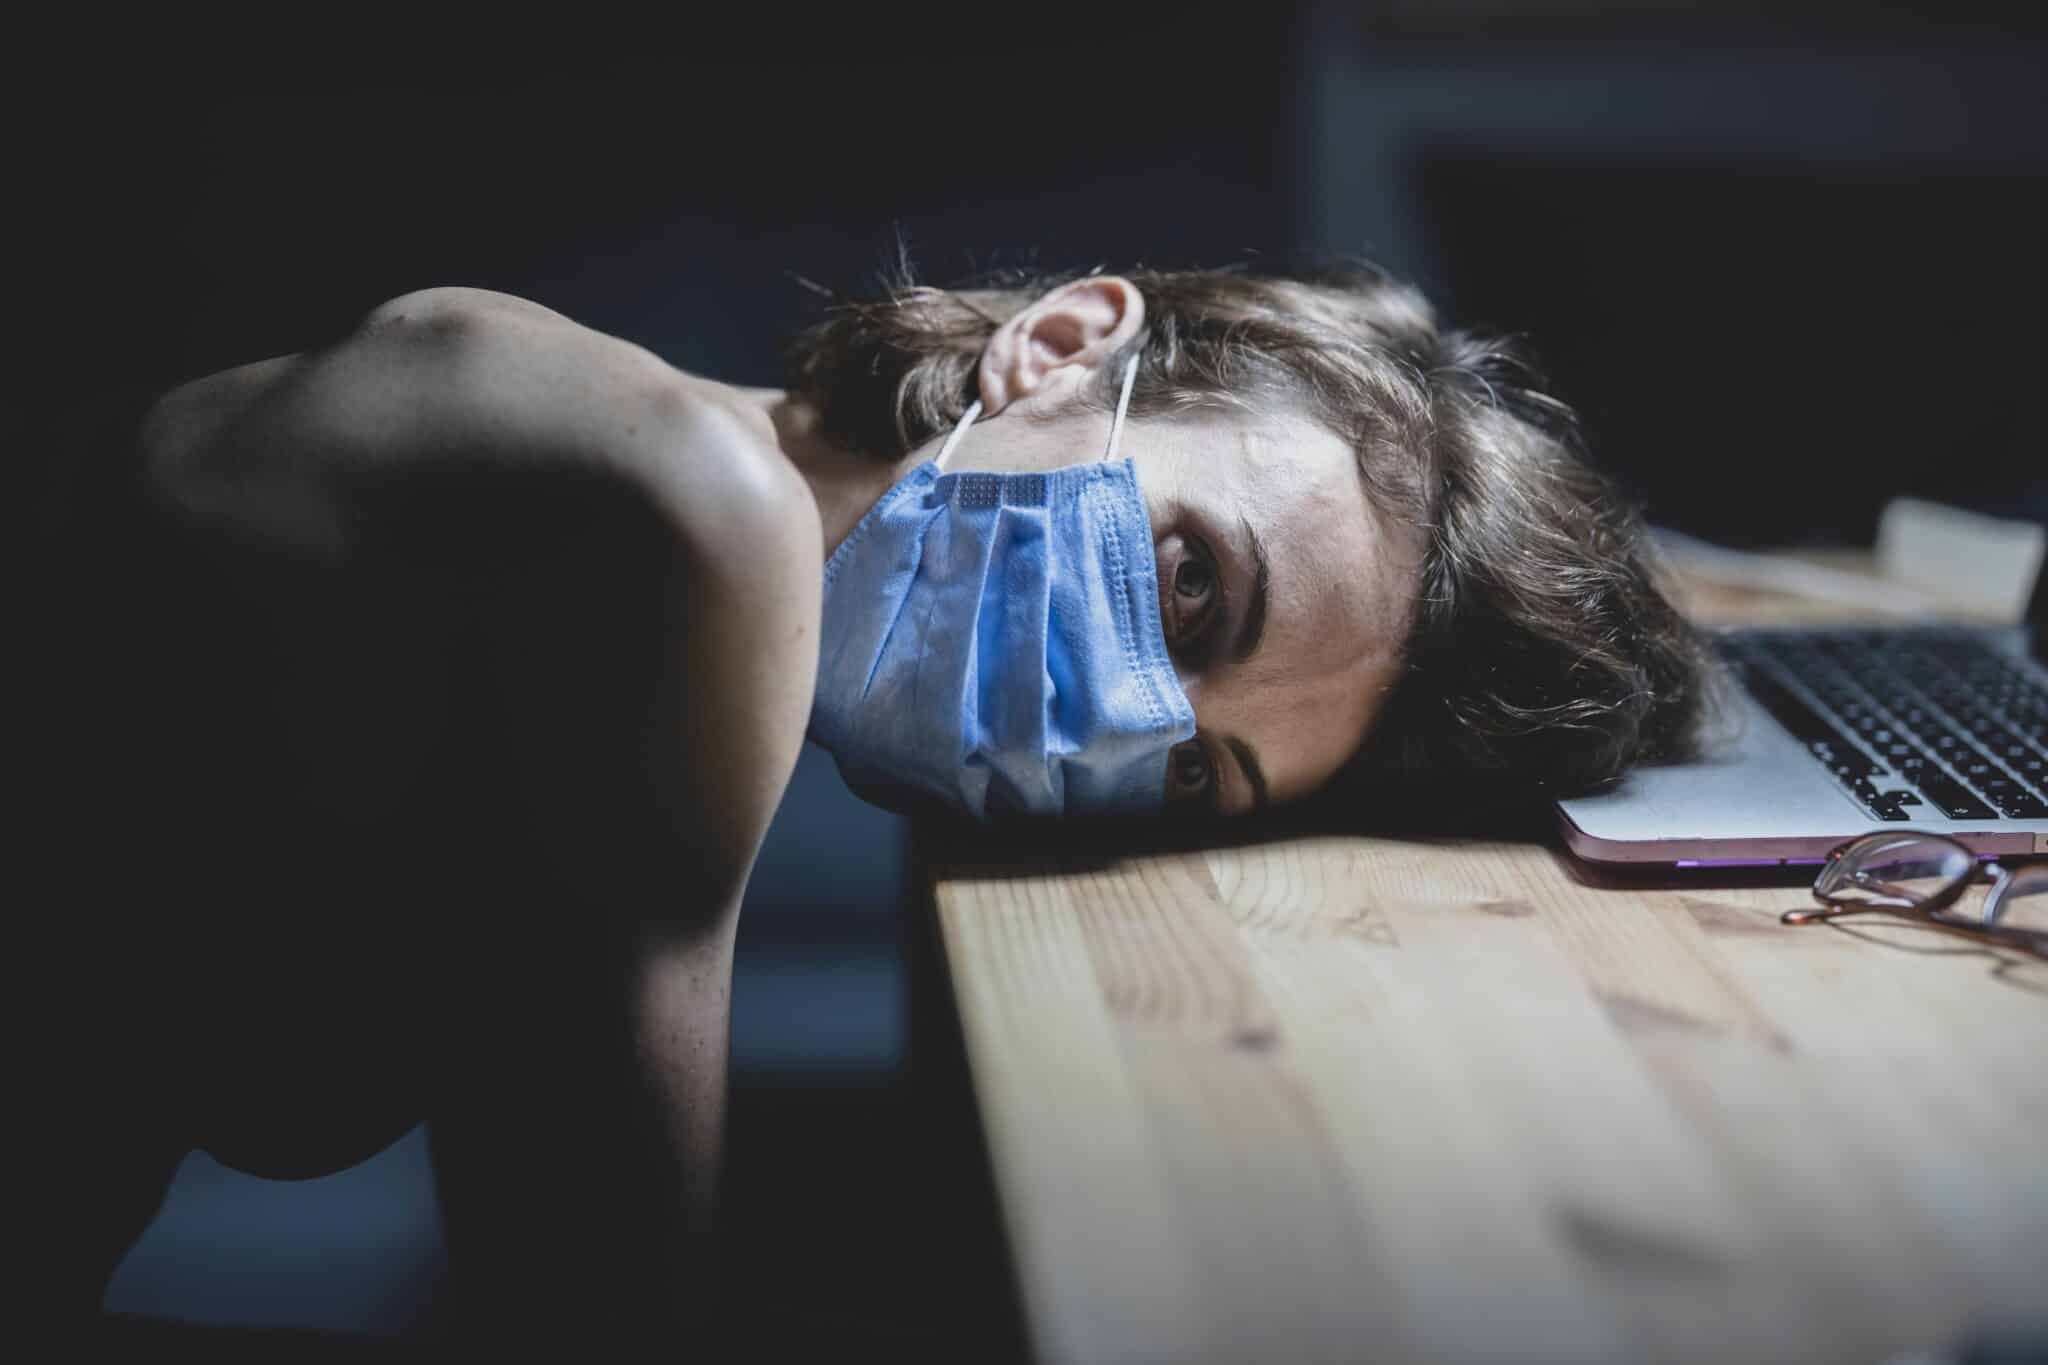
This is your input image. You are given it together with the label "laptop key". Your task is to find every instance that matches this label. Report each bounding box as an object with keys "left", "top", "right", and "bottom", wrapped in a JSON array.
[
  {"left": 1912, "top": 771, "right": 1998, "bottom": 820},
  {"left": 1735, "top": 631, "right": 2029, "bottom": 822},
  {"left": 1744, "top": 669, "right": 1880, "bottom": 774},
  {"left": 1846, "top": 776, "right": 1914, "bottom": 820}
]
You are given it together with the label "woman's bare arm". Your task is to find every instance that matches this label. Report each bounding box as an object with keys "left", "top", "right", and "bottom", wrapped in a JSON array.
[{"left": 139, "top": 286, "right": 822, "bottom": 1341}]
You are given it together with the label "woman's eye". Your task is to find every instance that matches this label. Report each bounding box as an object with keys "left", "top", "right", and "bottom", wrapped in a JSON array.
[
  {"left": 1167, "top": 739, "right": 1216, "bottom": 806},
  {"left": 1161, "top": 532, "right": 1220, "bottom": 649}
]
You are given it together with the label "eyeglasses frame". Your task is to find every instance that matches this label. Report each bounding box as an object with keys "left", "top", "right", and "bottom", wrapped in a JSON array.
[{"left": 1784, "top": 828, "right": 2046, "bottom": 956}]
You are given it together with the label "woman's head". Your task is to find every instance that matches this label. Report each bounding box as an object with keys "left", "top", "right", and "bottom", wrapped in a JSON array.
[{"left": 788, "top": 252, "right": 1717, "bottom": 825}]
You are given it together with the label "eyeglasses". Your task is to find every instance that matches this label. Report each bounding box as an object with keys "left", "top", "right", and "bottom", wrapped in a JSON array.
[{"left": 1784, "top": 830, "right": 2048, "bottom": 957}]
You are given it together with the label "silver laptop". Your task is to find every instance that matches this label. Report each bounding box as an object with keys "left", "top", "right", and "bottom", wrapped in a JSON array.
[{"left": 1557, "top": 529, "right": 2048, "bottom": 868}]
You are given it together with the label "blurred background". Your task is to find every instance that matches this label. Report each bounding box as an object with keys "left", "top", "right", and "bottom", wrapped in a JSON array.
[{"left": 9, "top": 0, "right": 2045, "bottom": 1353}]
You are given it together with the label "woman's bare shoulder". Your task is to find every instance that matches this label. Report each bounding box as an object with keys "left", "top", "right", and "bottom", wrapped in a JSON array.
[
  {"left": 134, "top": 287, "right": 564, "bottom": 478},
  {"left": 128, "top": 288, "right": 822, "bottom": 933},
  {"left": 139, "top": 286, "right": 818, "bottom": 576}
]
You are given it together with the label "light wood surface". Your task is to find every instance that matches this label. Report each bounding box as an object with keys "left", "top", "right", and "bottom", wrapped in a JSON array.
[{"left": 922, "top": 559, "right": 2048, "bottom": 1365}]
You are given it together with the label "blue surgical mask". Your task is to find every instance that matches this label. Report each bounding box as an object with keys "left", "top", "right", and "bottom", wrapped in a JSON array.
[{"left": 809, "top": 351, "right": 1197, "bottom": 822}]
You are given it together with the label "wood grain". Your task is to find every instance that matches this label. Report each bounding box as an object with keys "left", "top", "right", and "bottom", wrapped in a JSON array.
[{"left": 926, "top": 566, "right": 2048, "bottom": 1365}]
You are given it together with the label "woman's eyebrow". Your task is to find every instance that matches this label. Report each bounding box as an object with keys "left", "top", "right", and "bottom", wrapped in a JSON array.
[
  {"left": 1232, "top": 515, "right": 1272, "bottom": 663},
  {"left": 1224, "top": 734, "right": 1271, "bottom": 812}
]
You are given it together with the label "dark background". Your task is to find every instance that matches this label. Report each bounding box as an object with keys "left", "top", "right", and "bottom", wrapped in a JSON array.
[{"left": 11, "top": 1, "right": 2046, "bottom": 1354}]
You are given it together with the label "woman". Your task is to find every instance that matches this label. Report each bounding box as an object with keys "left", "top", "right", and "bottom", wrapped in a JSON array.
[{"left": 22, "top": 256, "right": 1710, "bottom": 1346}]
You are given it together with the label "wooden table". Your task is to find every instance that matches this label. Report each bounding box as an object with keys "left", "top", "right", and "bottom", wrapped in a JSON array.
[{"left": 920, "top": 560, "right": 2048, "bottom": 1364}]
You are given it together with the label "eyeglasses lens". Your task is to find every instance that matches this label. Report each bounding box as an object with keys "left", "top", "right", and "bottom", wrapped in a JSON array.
[
  {"left": 1823, "top": 835, "right": 1975, "bottom": 908},
  {"left": 1988, "top": 864, "right": 2048, "bottom": 935}
]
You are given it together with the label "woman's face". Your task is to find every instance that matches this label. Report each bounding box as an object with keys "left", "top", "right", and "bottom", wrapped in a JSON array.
[{"left": 930, "top": 400, "right": 1422, "bottom": 819}]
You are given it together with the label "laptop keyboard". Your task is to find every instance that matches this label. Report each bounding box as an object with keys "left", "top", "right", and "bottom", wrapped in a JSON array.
[{"left": 1722, "top": 628, "right": 2048, "bottom": 822}]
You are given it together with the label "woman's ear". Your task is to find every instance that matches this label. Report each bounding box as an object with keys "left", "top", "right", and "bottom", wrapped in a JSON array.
[{"left": 978, "top": 276, "right": 1146, "bottom": 416}]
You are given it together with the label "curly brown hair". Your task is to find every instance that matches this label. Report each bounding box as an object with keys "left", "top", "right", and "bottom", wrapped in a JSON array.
[{"left": 783, "top": 245, "right": 1722, "bottom": 826}]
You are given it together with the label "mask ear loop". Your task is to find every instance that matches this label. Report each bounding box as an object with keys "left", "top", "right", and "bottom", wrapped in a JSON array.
[
  {"left": 935, "top": 348, "right": 1143, "bottom": 473},
  {"left": 933, "top": 397, "right": 983, "bottom": 472},
  {"left": 1106, "top": 349, "right": 1141, "bottom": 460}
]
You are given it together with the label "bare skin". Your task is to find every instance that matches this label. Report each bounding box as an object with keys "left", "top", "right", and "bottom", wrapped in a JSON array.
[
  {"left": 36, "top": 286, "right": 821, "bottom": 1347},
  {"left": 35, "top": 276, "right": 1417, "bottom": 1345}
]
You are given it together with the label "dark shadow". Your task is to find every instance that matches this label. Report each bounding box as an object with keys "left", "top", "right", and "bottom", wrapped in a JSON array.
[
  {"left": 90, "top": 1316, "right": 435, "bottom": 1357},
  {"left": 1802, "top": 915, "right": 2048, "bottom": 997},
  {"left": 91, "top": 1306, "right": 1000, "bottom": 1360},
  {"left": 898, "top": 874, "right": 1036, "bottom": 1365},
  {"left": 909, "top": 789, "right": 1567, "bottom": 882},
  {"left": 1557, "top": 852, "right": 1823, "bottom": 895}
]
